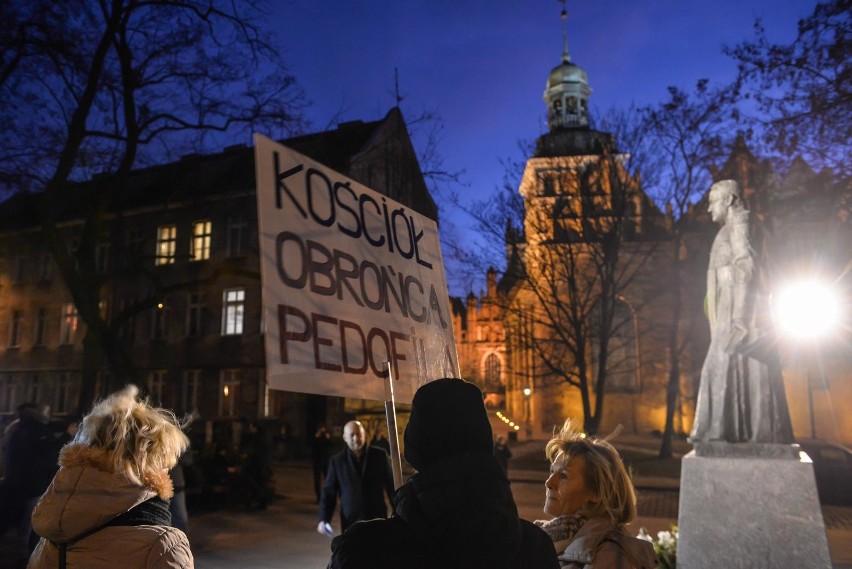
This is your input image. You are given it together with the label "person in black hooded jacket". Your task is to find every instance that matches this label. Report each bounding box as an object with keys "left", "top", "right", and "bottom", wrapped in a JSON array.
[{"left": 328, "top": 377, "right": 559, "bottom": 569}]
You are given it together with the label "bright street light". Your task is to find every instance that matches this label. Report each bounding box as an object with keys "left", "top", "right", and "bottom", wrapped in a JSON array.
[{"left": 774, "top": 280, "right": 842, "bottom": 340}]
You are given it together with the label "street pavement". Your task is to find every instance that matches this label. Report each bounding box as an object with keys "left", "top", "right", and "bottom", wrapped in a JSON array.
[
  {"left": 186, "top": 437, "right": 852, "bottom": 568},
  {"left": 3, "top": 437, "right": 851, "bottom": 568}
]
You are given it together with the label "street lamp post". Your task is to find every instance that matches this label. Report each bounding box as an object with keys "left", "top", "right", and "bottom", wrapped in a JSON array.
[{"left": 807, "top": 371, "right": 816, "bottom": 439}]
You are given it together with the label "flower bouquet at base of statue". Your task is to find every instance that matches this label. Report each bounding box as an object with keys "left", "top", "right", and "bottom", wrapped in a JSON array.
[{"left": 637, "top": 525, "right": 677, "bottom": 569}]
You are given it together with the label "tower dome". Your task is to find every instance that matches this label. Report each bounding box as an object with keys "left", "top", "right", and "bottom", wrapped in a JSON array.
[
  {"left": 547, "top": 60, "right": 588, "bottom": 89},
  {"left": 543, "top": 5, "right": 591, "bottom": 130}
]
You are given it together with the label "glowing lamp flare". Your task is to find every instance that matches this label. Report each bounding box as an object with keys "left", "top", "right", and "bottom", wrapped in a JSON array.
[{"left": 774, "top": 281, "right": 841, "bottom": 339}]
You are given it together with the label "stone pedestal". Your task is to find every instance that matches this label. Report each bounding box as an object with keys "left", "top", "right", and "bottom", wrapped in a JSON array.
[{"left": 678, "top": 450, "right": 831, "bottom": 568}]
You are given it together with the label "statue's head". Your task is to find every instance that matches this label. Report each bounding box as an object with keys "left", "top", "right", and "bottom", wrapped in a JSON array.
[{"left": 707, "top": 179, "right": 743, "bottom": 223}]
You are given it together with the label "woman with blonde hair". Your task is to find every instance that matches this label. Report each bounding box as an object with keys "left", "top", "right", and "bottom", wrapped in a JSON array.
[
  {"left": 534, "top": 420, "right": 657, "bottom": 568},
  {"left": 28, "top": 385, "right": 193, "bottom": 569}
]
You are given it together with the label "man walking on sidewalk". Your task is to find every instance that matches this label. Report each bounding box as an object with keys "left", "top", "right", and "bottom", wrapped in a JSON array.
[{"left": 317, "top": 420, "right": 394, "bottom": 536}]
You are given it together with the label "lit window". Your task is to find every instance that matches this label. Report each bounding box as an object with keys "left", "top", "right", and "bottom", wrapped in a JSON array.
[
  {"left": 59, "top": 304, "right": 79, "bottom": 344},
  {"left": 221, "top": 288, "right": 245, "bottom": 336},
  {"left": 9, "top": 310, "right": 23, "bottom": 347},
  {"left": 227, "top": 215, "right": 246, "bottom": 256},
  {"left": 155, "top": 225, "right": 177, "bottom": 265},
  {"left": 190, "top": 220, "right": 212, "bottom": 261}
]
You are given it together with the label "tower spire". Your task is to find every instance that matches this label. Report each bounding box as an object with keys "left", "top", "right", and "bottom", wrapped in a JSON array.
[
  {"left": 543, "top": 0, "right": 590, "bottom": 130},
  {"left": 561, "top": 0, "right": 571, "bottom": 63}
]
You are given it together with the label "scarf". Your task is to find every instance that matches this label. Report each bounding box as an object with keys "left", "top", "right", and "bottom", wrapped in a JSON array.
[
  {"left": 533, "top": 514, "right": 588, "bottom": 551},
  {"left": 109, "top": 496, "right": 172, "bottom": 528}
]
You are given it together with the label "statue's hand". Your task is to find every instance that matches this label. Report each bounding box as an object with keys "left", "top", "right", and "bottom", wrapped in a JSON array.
[{"left": 725, "top": 320, "right": 748, "bottom": 353}]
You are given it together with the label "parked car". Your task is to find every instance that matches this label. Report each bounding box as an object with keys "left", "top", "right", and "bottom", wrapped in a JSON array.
[{"left": 798, "top": 439, "right": 852, "bottom": 506}]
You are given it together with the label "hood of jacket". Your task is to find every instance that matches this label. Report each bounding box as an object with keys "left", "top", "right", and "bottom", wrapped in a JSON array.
[
  {"left": 31, "top": 443, "right": 174, "bottom": 543},
  {"left": 393, "top": 451, "right": 524, "bottom": 566}
]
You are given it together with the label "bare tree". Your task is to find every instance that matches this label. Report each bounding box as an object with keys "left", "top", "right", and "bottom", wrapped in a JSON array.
[
  {"left": 642, "top": 80, "right": 740, "bottom": 458},
  {"left": 0, "top": 0, "right": 306, "bottom": 414},
  {"left": 725, "top": 0, "right": 851, "bottom": 178},
  {"left": 438, "top": 140, "right": 530, "bottom": 295},
  {"left": 452, "top": 108, "right": 665, "bottom": 434}
]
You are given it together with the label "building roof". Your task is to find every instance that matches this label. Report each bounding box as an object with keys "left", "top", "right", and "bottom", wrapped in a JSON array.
[{"left": 0, "top": 108, "right": 435, "bottom": 230}]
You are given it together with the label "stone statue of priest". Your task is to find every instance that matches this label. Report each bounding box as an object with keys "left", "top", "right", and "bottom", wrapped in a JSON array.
[{"left": 690, "top": 179, "right": 794, "bottom": 451}]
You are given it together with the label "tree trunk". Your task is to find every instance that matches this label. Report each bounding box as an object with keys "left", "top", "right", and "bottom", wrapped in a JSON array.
[
  {"left": 660, "top": 240, "right": 684, "bottom": 459},
  {"left": 77, "top": 329, "right": 103, "bottom": 417}
]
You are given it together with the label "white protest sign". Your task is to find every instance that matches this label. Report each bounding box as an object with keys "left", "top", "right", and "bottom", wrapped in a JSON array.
[{"left": 253, "top": 134, "right": 459, "bottom": 403}]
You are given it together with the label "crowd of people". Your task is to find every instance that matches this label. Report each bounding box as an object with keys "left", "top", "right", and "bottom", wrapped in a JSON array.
[{"left": 0, "top": 378, "right": 660, "bottom": 568}]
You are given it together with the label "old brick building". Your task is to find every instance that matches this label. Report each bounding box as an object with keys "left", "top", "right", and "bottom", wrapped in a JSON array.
[{"left": 0, "top": 108, "right": 438, "bottom": 447}]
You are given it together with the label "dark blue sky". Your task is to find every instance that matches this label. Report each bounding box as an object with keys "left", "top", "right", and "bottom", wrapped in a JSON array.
[{"left": 269, "top": 1, "right": 816, "bottom": 294}]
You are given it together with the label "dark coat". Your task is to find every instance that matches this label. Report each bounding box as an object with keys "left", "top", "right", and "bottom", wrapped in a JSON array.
[
  {"left": 319, "top": 445, "right": 393, "bottom": 532},
  {"left": 329, "top": 452, "right": 559, "bottom": 569},
  {"left": 3, "top": 414, "right": 57, "bottom": 496}
]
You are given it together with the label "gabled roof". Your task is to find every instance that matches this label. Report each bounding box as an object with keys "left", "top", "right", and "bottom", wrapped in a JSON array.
[{"left": 0, "top": 108, "right": 434, "bottom": 230}]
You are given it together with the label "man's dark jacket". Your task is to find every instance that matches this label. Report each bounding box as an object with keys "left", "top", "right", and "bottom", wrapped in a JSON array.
[
  {"left": 319, "top": 445, "right": 394, "bottom": 532},
  {"left": 329, "top": 452, "right": 559, "bottom": 569}
]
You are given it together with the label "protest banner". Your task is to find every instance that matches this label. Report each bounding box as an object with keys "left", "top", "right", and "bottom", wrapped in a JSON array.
[{"left": 253, "top": 134, "right": 458, "bottom": 403}]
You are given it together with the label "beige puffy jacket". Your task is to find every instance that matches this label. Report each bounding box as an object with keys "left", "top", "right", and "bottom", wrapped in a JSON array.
[{"left": 27, "top": 445, "right": 193, "bottom": 569}]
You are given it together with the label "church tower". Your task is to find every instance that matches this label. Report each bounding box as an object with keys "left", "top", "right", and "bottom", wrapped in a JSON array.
[
  {"left": 502, "top": 2, "right": 656, "bottom": 437},
  {"left": 534, "top": 3, "right": 613, "bottom": 158},
  {"left": 544, "top": 4, "right": 590, "bottom": 130}
]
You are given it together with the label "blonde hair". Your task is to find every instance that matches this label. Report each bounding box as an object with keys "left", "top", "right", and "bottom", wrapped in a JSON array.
[
  {"left": 75, "top": 385, "right": 189, "bottom": 486},
  {"left": 545, "top": 420, "right": 637, "bottom": 525}
]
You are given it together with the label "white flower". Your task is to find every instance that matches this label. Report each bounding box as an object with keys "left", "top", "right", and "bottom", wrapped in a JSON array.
[
  {"left": 636, "top": 527, "right": 653, "bottom": 542},
  {"left": 657, "top": 530, "right": 675, "bottom": 549}
]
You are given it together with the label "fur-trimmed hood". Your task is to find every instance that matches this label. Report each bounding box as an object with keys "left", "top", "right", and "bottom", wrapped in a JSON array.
[
  {"left": 31, "top": 444, "right": 173, "bottom": 544},
  {"left": 59, "top": 444, "right": 174, "bottom": 500}
]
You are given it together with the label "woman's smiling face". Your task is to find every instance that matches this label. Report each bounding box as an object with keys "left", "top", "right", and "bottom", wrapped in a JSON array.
[{"left": 544, "top": 452, "right": 598, "bottom": 517}]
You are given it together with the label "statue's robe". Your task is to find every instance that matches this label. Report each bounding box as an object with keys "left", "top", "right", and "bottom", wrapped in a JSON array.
[{"left": 691, "top": 208, "right": 794, "bottom": 444}]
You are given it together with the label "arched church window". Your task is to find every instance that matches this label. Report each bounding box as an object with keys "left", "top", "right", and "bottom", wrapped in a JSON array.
[{"left": 484, "top": 353, "right": 502, "bottom": 391}]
